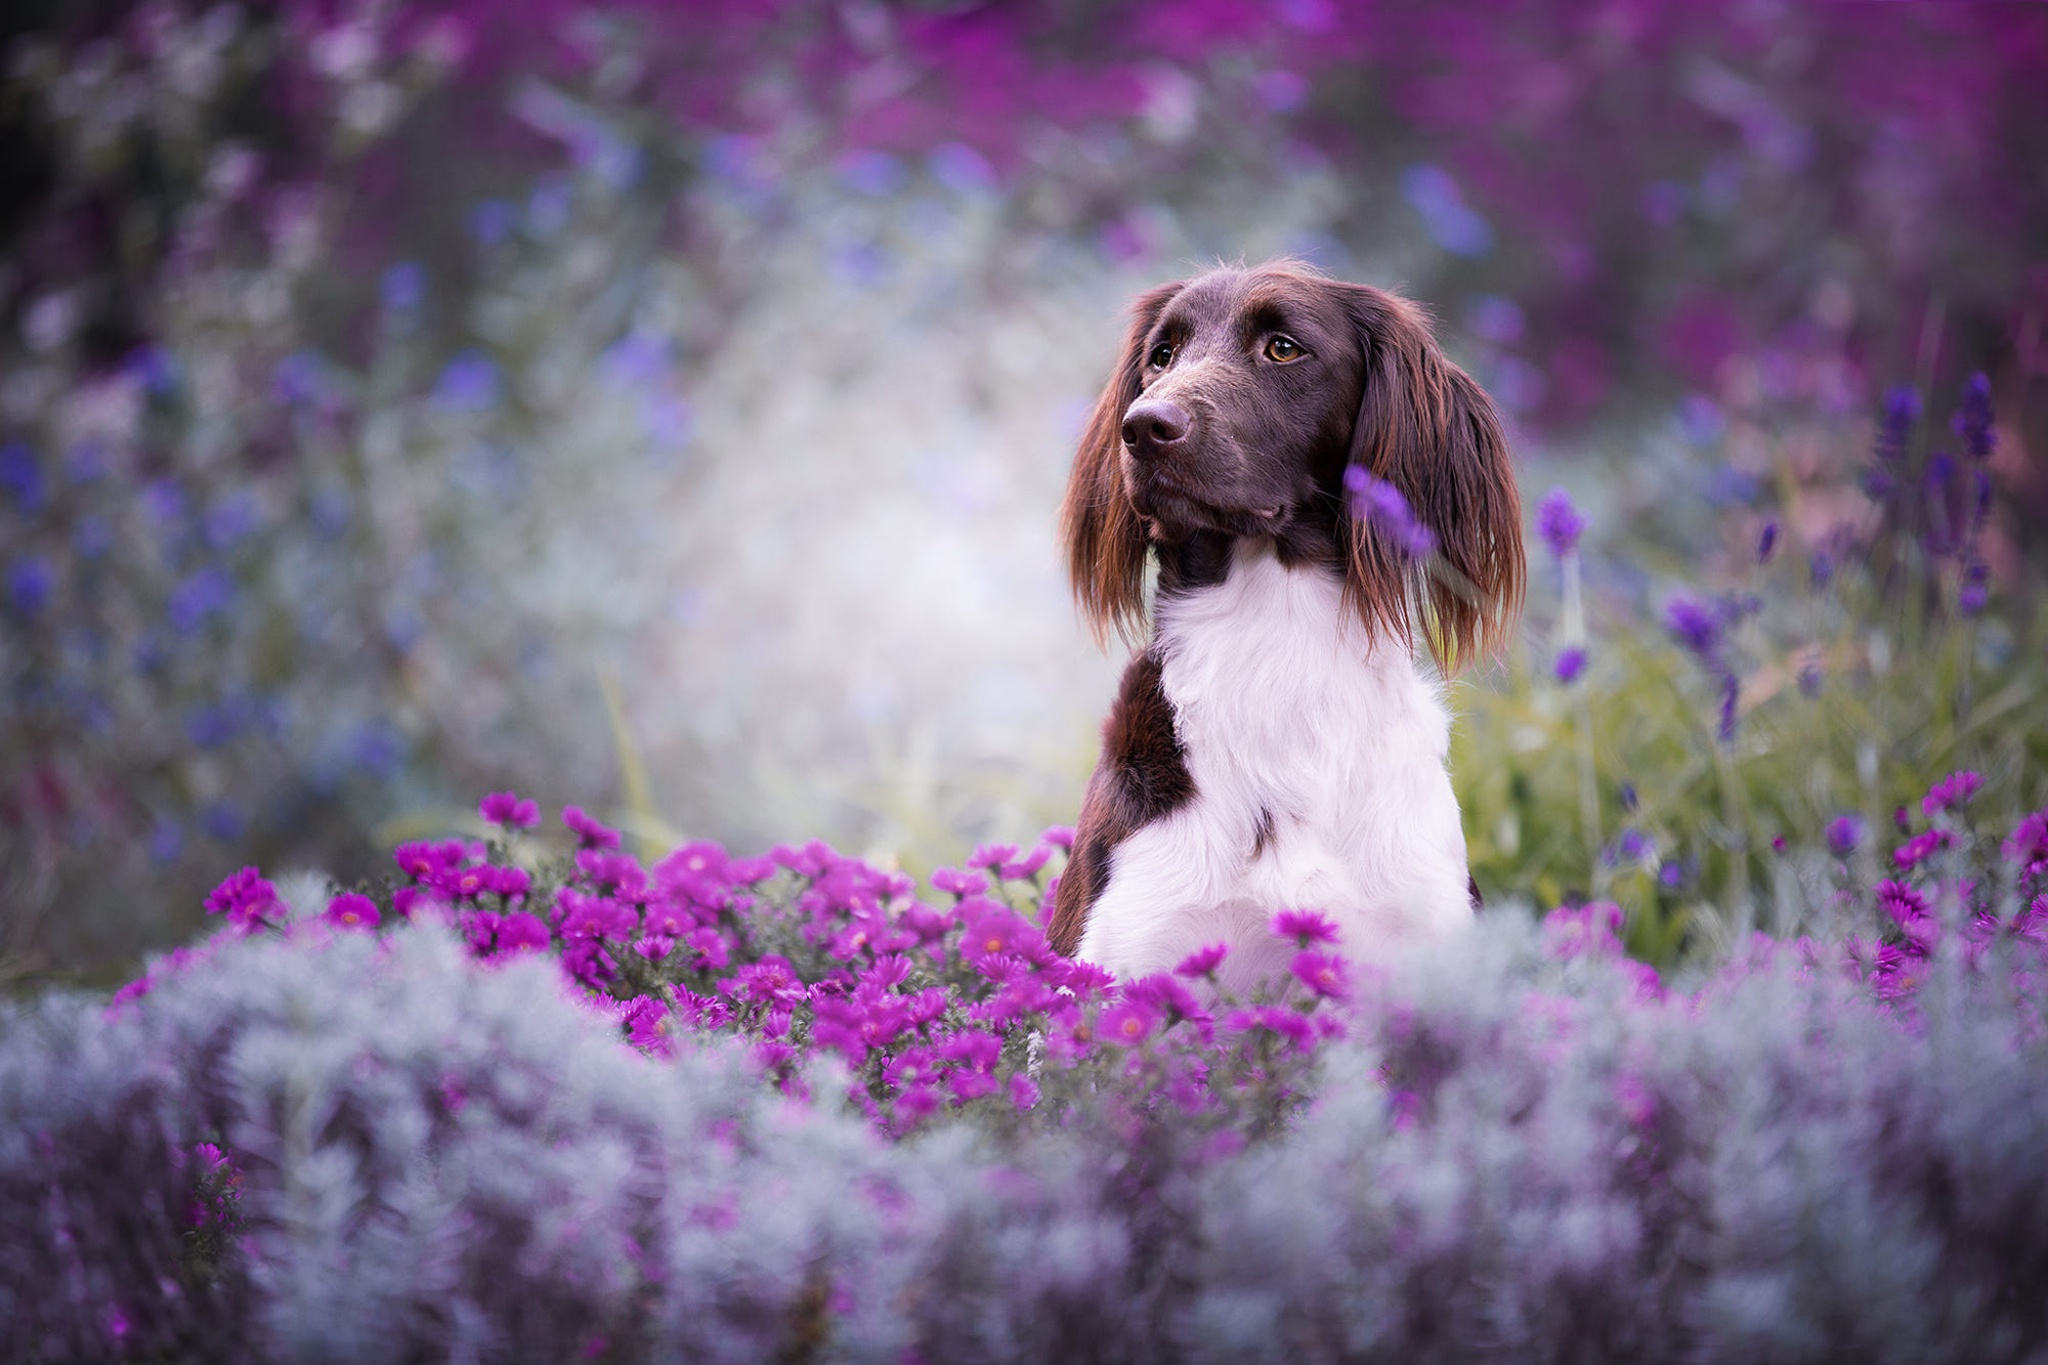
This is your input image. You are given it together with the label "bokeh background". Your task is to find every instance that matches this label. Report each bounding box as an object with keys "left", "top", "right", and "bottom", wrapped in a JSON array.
[{"left": 4, "top": 0, "right": 2046, "bottom": 985}]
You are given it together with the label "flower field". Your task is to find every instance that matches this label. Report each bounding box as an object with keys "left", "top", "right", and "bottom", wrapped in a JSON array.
[{"left": 5, "top": 773, "right": 2048, "bottom": 1359}]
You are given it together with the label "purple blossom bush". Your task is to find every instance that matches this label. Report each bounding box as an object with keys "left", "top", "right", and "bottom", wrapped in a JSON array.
[{"left": 7, "top": 775, "right": 2048, "bottom": 1358}]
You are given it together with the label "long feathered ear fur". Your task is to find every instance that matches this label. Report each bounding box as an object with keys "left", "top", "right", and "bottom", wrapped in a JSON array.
[
  {"left": 1059, "top": 281, "right": 1183, "bottom": 648},
  {"left": 1337, "top": 284, "right": 1524, "bottom": 672}
]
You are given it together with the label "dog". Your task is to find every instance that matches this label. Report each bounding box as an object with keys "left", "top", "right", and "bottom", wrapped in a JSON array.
[{"left": 1047, "top": 261, "right": 1523, "bottom": 992}]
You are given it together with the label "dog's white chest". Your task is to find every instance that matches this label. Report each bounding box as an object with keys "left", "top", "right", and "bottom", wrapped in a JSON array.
[{"left": 1075, "top": 546, "right": 1472, "bottom": 990}]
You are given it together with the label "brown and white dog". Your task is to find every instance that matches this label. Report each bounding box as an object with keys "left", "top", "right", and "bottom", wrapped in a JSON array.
[{"left": 1048, "top": 262, "right": 1523, "bottom": 992}]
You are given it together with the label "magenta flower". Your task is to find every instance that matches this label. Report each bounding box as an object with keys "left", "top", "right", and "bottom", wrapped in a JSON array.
[
  {"left": 1041, "top": 825, "right": 1076, "bottom": 850},
  {"left": 1893, "top": 828, "right": 1952, "bottom": 871},
  {"left": 1097, "top": 999, "right": 1160, "bottom": 1047},
  {"left": 1826, "top": 815, "right": 1864, "bottom": 857},
  {"left": 1009, "top": 1074, "right": 1040, "bottom": 1110},
  {"left": 960, "top": 904, "right": 1045, "bottom": 965},
  {"left": 563, "top": 805, "right": 623, "bottom": 851},
  {"left": 1922, "top": 770, "right": 1984, "bottom": 816},
  {"left": 2005, "top": 811, "right": 2048, "bottom": 874},
  {"left": 484, "top": 865, "right": 531, "bottom": 901},
  {"left": 323, "top": 892, "right": 380, "bottom": 931},
  {"left": 496, "top": 913, "right": 551, "bottom": 953},
  {"left": 393, "top": 840, "right": 466, "bottom": 880},
  {"left": 621, "top": 995, "right": 673, "bottom": 1057},
  {"left": 479, "top": 791, "right": 541, "bottom": 829},
  {"left": 204, "top": 867, "right": 281, "bottom": 932},
  {"left": 1534, "top": 487, "right": 1585, "bottom": 559},
  {"left": 720, "top": 956, "right": 806, "bottom": 1008},
  {"left": 1553, "top": 646, "right": 1587, "bottom": 684},
  {"left": 1289, "top": 950, "right": 1351, "bottom": 1001},
  {"left": 1223, "top": 1005, "right": 1316, "bottom": 1053},
  {"left": 1174, "top": 943, "right": 1230, "bottom": 979},
  {"left": 966, "top": 843, "right": 1019, "bottom": 871},
  {"left": 929, "top": 865, "right": 990, "bottom": 898},
  {"left": 1000, "top": 845, "right": 1053, "bottom": 880},
  {"left": 1272, "top": 908, "right": 1341, "bottom": 947}
]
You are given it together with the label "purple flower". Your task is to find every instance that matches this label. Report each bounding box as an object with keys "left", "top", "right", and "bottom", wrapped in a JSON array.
[
  {"left": 1175, "top": 943, "right": 1230, "bottom": 979},
  {"left": 8, "top": 556, "right": 53, "bottom": 618},
  {"left": 323, "top": 892, "right": 380, "bottom": 931},
  {"left": 563, "top": 805, "right": 622, "bottom": 851},
  {"left": 1826, "top": 815, "right": 1864, "bottom": 857},
  {"left": 1223, "top": 1005, "right": 1316, "bottom": 1053},
  {"left": 720, "top": 956, "right": 806, "bottom": 1009},
  {"left": 1892, "top": 828, "right": 1952, "bottom": 871},
  {"left": 2004, "top": 811, "right": 2048, "bottom": 873},
  {"left": 1717, "top": 673, "right": 1740, "bottom": 744},
  {"left": 1952, "top": 372, "right": 1995, "bottom": 459},
  {"left": 1008, "top": 1074, "right": 1040, "bottom": 1110},
  {"left": 1922, "top": 770, "right": 1984, "bottom": 816},
  {"left": 1272, "top": 909, "right": 1341, "bottom": 947},
  {"left": 1041, "top": 825, "right": 1076, "bottom": 850},
  {"left": 497, "top": 913, "right": 552, "bottom": 953},
  {"left": 929, "top": 866, "right": 990, "bottom": 898},
  {"left": 1000, "top": 846, "right": 1053, "bottom": 880},
  {"left": 394, "top": 839, "right": 466, "bottom": 880},
  {"left": 966, "top": 843, "right": 1019, "bottom": 871},
  {"left": 204, "top": 867, "right": 280, "bottom": 932},
  {"left": 1664, "top": 594, "right": 1725, "bottom": 660},
  {"left": 1552, "top": 646, "right": 1587, "bottom": 685},
  {"left": 1290, "top": 950, "right": 1351, "bottom": 1001},
  {"left": 1534, "top": 488, "right": 1586, "bottom": 559},
  {"left": 480, "top": 790, "right": 541, "bottom": 829},
  {"left": 960, "top": 904, "right": 1045, "bottom": 966},
  {"left": 1756, "top": 519, "right": 1778, "bottom": 564},
  {"left": 1097, "top": 999, "right": 1160, "bottom": 1047},
  {"left": 432, "top": 350, "right": 499, "bottom": 411},
  {"left": 621, "top": 996, "right": 673, "bottom": 1057},
  {"left": 1344, "top": 467, "right": 1437, "bottom": 558}
]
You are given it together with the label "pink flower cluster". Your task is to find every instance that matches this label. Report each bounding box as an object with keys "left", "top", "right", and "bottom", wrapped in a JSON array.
[{"left": 148, "top": 776, "right": 2048, "bottom": 1138}]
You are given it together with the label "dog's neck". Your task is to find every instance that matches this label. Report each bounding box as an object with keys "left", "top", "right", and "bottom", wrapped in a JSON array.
[{"left": 1151, "top": 519, "right": 1346, "bottom": 603}]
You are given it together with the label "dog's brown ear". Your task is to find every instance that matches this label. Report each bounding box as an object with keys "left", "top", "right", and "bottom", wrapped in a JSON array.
[
  {"left": 1337, "top": 284, "right": 1524, "bottom": 671},
  {"left": 1060, "top": 280, "right": 1182, "bottom": 648}
]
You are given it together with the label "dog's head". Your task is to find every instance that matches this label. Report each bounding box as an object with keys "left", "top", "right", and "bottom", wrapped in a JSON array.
[{"left": 1060, "top": 261, "right": 1524, "bottom": 669}]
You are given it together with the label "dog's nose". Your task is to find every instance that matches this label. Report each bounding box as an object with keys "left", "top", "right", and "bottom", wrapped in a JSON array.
[{"left": 1121, "top": 398, "right": 1190, "bottom": 457}]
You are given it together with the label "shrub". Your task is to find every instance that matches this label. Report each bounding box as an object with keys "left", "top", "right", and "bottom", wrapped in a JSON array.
[{"left": 5, "top": 774, "right": 2046, "bottom": 1360}]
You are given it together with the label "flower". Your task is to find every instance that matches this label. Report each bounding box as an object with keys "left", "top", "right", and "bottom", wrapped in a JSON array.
[
  {"left": 8, "top": 556, "right": 53, "bottom": 618},
  {"left": 204, "top": 868, "right": 280, "bottom": 931},
  {"left": 929, "top": 866, "right": 989, "bottom": 897},
  {"left": 1756, "top": 519, "right": 1778, "bottom": 564},
  {"left": 1345, "top": 467, "right": 1437, "bottom": 558},
  {"left": 479, "top": 791, "right": 541, "bottom": 829},
  {"left": 1664, "top": 594, "right": 1725, "bottom": 659},
  {"left": 1290, "top": 950, "right": 1351, "bottom": 1001},
  {"left": 563, "top": 805, "right": 623, "bottom": 850},
  {"left": 1892, "top": 828, "right": 1952, "bottom": 871},
  {"left": 1922, "top": 770, "right": 1984, "bottom": 816},
  {"left": 1174, "top": 943, "right": 1230, "bottom": 979},
  {"left": 1552, "top": 646, "right": 1587, "bottom": 684},
  {"left": 1826, "top": 814, "right": 1864, "bottom": 857},
  {"left": 323, "top": 893, "right": 380, "bottom": 931},
  {"left": 1534, "top": 488, "right": 1585, "bottom": 559},
  {"left": 1272, "top": 909, "right": 1340, "bottom": 947},
  {"left": 497, "top": 913, "right": 551, "bottom": 953},
  {"left": 1097, "top": 999, "right": 1160, "bottom": 1047}
]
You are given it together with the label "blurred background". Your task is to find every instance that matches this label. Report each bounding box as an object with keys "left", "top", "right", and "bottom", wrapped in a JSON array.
[{"left": 3, "top": 0, "right": 2045, "bottom": 985}]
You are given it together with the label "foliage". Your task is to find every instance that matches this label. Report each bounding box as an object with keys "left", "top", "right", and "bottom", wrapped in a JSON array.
[
  {"left": 1459, "top": 371, "right": 2048, "bottom": 963},
  {"left": 5, "top": 771, "right": 2047, "bottom": 1359}
]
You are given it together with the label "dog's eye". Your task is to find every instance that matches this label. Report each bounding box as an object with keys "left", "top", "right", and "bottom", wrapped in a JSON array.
[
  {"left": 1147, "top": 342, "right": 1176, "bottom": 369},
  {"left": 1264, "top": 335, "right": 1304, "bottom": 362}
]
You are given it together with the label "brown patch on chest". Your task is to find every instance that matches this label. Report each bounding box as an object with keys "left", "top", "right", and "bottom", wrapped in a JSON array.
[{"left": 1048, "top": 651, "right": 1196, "bottom": 956}]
